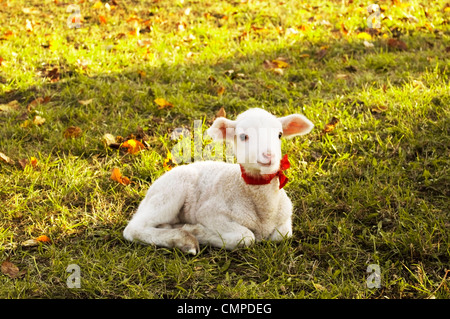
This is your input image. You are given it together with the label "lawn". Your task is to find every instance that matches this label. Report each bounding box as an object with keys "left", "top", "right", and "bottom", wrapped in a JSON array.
[{"left": 0, "top": 0, "right": 449, "bottom": 299}]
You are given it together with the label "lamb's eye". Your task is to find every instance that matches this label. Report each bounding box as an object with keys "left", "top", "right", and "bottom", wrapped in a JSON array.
[
  {"left": 278, "top": 132, "right": 282, "bottom": 139},
  {"left": 239, "top": 134, "right": 249, "bottom": 142}
]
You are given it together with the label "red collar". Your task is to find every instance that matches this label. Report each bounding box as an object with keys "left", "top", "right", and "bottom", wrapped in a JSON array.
[{"left": 239, "top": 154, "right": 291, "bottom": 189}]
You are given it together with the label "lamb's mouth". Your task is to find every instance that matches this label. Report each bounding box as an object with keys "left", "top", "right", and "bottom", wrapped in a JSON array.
[{"left": 257, "top": 160, "right": 272, "bottom": 167}]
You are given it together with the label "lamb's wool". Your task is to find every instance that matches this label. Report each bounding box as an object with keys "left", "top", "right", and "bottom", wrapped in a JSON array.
[{"left": 123, "top": 108, "right": 314, "bottom": 254}]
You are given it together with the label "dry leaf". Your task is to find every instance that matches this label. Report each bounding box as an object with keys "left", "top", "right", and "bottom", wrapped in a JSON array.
[
  {"left": 271, "top": 59, "right": 289, "bottom": 68},
  {"left": 163, "top": 151, "right": 175, "bottom": 171},
  {"left": 110, "top": 168, "right": 131, "bottom": 185},
  {"left": 102, "top": 133, "right": 119, "bottom": 148},
  {"left": 0, "top": 100, "right": 20, "bottom": 113},
  {"left": 154, "top": 98, "right": 174, "bottom": 109},
  {"left": 215, "top": 107, "right": 226, "bottom": 118},
  {"left": 92, "top": 1, "right": 103, "bottom": 9},
  {"left": 323, "top": 117, "right": 339, "bottom": 134},
  {"left": 27, "top": 97, "right": 46, "bottom": 112},
  {"left": 33, "top": 115, "right": 46, "bottom": 126},
  {"left": 357, "top": 32, "right": 372, "bottom": 40},
  {"left": 217, "top": 86, "right": 226, "bottom": 96},
  {"left": 35, "top": 235, "right": 51, "bottom": 243},
  {"left": 78, "top": 99, "right": 93, "bottom": 105},
  {"left": 121, "top": 139, "right": 145, "bottom": 155},
  {"left": 371, "top": 105, "right": 388, "bottom": 113},
  {"left": 0, "top": 152, "right": 15, "bottom": 165},
  {"left": 46, "top": 67, "right": 60, "bottom": 82},
  {"left": 99, "top": 15, "right": 107, "bottom": 24},
  {"left": 387, "top": 38, "right": 407, "bottom": 50},
  {"left": 1, "top": 259, "right": 26, "bottom": 279},
  {"left": 63, "top": 126, "right": 83, "bottom": 139}
]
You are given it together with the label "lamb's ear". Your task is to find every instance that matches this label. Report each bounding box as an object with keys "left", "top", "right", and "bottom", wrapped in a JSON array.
[
  {"left": 278, "top": 114, "right": 314, "bottom": 138},
  {"left": 207, "top": 117, "right": 237, "bottom": 141}
]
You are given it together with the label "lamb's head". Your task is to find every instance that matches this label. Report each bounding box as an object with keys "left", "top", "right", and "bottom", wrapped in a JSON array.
[{"left": 207, "top": 108, "right": 314, "bottom": 175}]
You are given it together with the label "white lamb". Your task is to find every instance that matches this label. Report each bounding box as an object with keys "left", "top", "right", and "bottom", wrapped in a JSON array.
[{"left": 123, "top": 108, "right": 314, "bottom": 254}]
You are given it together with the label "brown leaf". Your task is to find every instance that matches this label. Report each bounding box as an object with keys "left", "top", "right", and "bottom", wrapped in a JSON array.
[
  {"left": 63, "top": 126, "right": 83, "bottom": 139},
  {"left": 215, "top": 107, "right": 226, "bottom": 119},
  {"left": 371, "top": 105, "right": 388, "bottom": 113},
  {"left": 387, "top": 38, "right": 407, "bottom": 51},
  {"left": 46, "top": 67, "right": 60, "bottom": 82},
  {"left": 322, "top": 117, "right": 339, "bottom": 134},
  {"left": 217, "top": 86, "right": 226, "bottom": 96},
  {"left": 1, "top": 259, "right": 26, "bottom": 279},
  {"left": 110, "top": 168, "right": 131, "bottom": 185}
]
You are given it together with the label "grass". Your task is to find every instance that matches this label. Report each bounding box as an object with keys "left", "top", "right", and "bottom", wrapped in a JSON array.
[{"left": 0, "top": 0, "right": 449, "bottom": 298}]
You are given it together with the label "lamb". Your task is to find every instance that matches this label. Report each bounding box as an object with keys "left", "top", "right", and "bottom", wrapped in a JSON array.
[{"left": 123, "top": 108, "right": 314, "bottom": 254}]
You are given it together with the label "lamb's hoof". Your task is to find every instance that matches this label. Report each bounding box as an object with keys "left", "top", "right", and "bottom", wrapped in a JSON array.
[{"left": 176, "top": 230, "right": 200, "bottom": 255}]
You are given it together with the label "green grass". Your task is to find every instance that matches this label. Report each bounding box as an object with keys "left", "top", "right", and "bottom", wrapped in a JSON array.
[{"left": 0, "top": 0, "right": 449, "bottom": 298}]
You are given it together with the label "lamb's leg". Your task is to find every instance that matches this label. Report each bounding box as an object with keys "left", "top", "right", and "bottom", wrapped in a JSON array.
[
  {"left": 123, "top": 178, "right": 200, "bottom": 254},
  {"left": 182, "top": 217, "right": 255, "bottom": 250},
  {"left": 269, "top": 218, "right": 292, "bottom": 242}
]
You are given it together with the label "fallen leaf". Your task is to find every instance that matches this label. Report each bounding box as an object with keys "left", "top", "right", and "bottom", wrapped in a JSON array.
[
  {"left": 27, "top": 97, "right": 44, "bottom": 112},
  {"left": 387, "top": 38, "right": 407, "bottom": 50},
  {"left": 0, "top": 152, "right": 15, "bottom": 165},
  {"left": 110, "top": 168, "right": 131, "bottom": 185},
  {"left": 215, "top": 107, "right": 226, "bottom": 118},
  {"left": 21, "top": 239, "right": 39, "bottom": 247},
  {"left": 121, "top": 139, "right": 145, "bottom": 155},
  {"left": 154, "top": 98, "right": 174, "bottom": 109},
  {"left": 0, "top": 56, "right": 4, "bottom": 66},
  {"left": 99, "top": 15, "right": 107, "bottom": 24},
  {"left": 30, "top": 156, "right": 38, "bottom": 168},
  {"left": 322, "top": 117, "right": 339, "bottom": 134},
  {"left": 46, "top": 67, "right": 60, "bottom": 82},
  {"left": 217, "top": 86, "right": 226, "bottom": 96},
  {"left": 163, "top": 151, "right": 175, "bottom": 171},
  {"left": 102, "top": 133, "right": 119, "bottom": 148},
  {"left": 78, "top": 99, "right": 93, "bottom": 105},
  {"left": 1, "top": 259, "right": 26, "bottom": 279},
  {"left": 35, "top": 235, "right": 51, "bottom": 243},
  {"left": 371, "top": 105, "right": 388, "bottom": 113},
  {"left": 63, "top": 126, "right": 83, "bottom": 139},
  {"left": 92, "top": 1, "right": 103, "bottom": 9},
  {"left": 0, "top": 100, "right": 20, "bottom": 113},
  {"left": 271, "top": 59, "right": 289, "bottom": 68},
  {"left": 33, "top": 115, "right": 46, "bottom": 126},
  {"left": 357, "top": 32, "right": 372, "bottom": 40}
]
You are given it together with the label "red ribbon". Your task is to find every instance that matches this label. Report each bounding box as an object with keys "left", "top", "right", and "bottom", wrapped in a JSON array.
[{"left": 239, "top": 154, "right": 291, "bottom": 189}]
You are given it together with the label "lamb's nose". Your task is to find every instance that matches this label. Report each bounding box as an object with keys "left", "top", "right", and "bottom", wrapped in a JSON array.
[{"left": 262, "top": 151, "right": 273, "bottom": 159}]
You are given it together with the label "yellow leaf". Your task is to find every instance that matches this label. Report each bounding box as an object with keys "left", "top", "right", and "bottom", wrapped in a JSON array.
[
  {"left": 272, "top": 59, "right": 289, "bottom": 68},
  {"left": 92, "top": 1, "right": 103, "bottom": 9},
  {"left": 322, "top": 117, "right": 339, "bottom": 134},
  {"left": 217, "top": 86, "right": 226, "bottom": 96},
  {"left": 33, "top": 115, "right": 46, "bottom": 126},
  {"left": 357, "top": 32, "right": 372, "bottom": 41},
  {"left": 163, "top": 151, "right": 175, "bottom": 171},
  {"left": 154, "top": 98, "right": 174, "bottom": 109}
]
